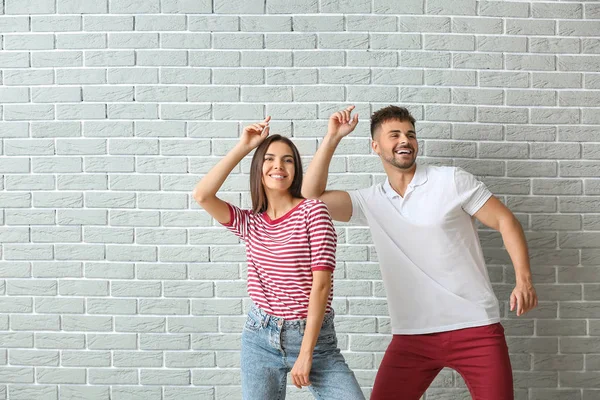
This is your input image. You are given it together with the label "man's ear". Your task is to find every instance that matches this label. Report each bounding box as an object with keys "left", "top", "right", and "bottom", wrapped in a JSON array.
[{"left": 371, "top": 139, "right": 380, "bottom": 155}]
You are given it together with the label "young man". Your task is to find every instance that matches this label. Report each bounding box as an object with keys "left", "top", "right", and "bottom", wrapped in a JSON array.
[{"left": 302, "top": 105, "right": 538, "bottom": 400}]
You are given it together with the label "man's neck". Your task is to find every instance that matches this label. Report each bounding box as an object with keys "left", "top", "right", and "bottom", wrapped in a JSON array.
[{"left": 386, "top": 164, "right": 417, "bottom": 198}]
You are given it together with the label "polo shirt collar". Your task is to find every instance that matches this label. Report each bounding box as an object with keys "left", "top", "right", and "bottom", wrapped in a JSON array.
[{"left": 383, "top": 163, "right": 428, "bottom": 199}]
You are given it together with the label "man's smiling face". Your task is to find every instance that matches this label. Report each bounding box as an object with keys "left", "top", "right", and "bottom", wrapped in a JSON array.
[{"left": 372, "top": 119, "right": 418, "bottom": 171}]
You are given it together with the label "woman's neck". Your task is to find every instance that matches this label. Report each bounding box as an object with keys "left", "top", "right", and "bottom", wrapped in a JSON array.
[{"left": 264, "top": 192, "right": 302, "bottom": 220}]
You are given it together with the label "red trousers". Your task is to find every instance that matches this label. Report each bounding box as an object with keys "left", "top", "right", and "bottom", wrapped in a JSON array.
[{"left": 371, "top": 323, "right": 513, "bottom": 400}]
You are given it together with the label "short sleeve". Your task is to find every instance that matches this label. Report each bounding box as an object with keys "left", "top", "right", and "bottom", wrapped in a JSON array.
[
  {"left": 220, "top": 202, "right": 251, "bottom": 240},
  {"left": 454, "top": 167, "right": 493, "bottom": 216},
  {"left": 348, "top": 190, "right": 368, "bottom": 225},
  {"left": 307, "top": 201, "right": 337, "bottom": 272}
]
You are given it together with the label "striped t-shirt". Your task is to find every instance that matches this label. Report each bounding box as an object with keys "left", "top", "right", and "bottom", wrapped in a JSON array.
[{"left": 222, "top": 199, "right": 337, "bottom": 320}]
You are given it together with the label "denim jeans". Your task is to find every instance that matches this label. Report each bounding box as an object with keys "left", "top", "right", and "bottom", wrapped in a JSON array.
[{"left": 241, "top": 304, "right": 365, "bottom": 400}]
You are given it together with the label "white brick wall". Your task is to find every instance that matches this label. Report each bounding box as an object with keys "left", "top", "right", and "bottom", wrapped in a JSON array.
[{"left": 1, "top": 1, "right": 599, "bottom": 399}]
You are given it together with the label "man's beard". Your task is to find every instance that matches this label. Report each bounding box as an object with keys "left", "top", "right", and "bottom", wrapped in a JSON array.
[{"left": 381, "top": 148, "right": 416, "bottom": 170}]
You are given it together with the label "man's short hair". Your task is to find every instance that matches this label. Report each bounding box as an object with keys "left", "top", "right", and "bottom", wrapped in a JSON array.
[{"left": 370, "top": 105, "right": 416, "bottom": 139}]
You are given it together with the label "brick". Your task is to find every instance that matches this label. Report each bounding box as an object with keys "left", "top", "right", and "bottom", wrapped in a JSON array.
[
  {"left": 189, "top": 15, "right": 238, "bottom": 31},
  {"left": 480, "top": 71, "right": 528, "bottom": 88},
  {"left": 8, "top": 386, "right": 57, "bottom": 400},
  {"left": 84, "top": 15, "right": 132, "bottom": 31},
  {"left": 108, "top": 68, "right": 158, "bottom": 84},
  {"left": 453, "top": 17, "right": 502, "bottom": 34},
  {"left": 62, "top": 315, "right": 112, "bottom": 331},
  {"left": 35, "top": 333, "right": 85, "bottom": 349},
  {"left": 33, "top": 262, "right": 82, "bottom": 278},
  {"left": 111, "top": 387, "right": 161, "bottom": 400},
  {"left": 32, "top": 16, "right": 81, "bottom": 31},
  {"left": 85, "top": 52, "right": 135, "bottom": 67},
  {"left": 189, "top": 50, "right": 240, "bottom": 67},
  {"left": 425, "top": 34, "right": 474, "bottom": 51},
  {"left": 10, "top": 350, "right": 58, "bottom": 366},
  {"left": 533, "top": 179, "right": 581, "bottom": 195},
  {"left": 560, "top": 56, "right": 600, "bottom": 72},
  {"left": 113, "top": 351, "right": 162, "bottom": 367},
  {"left": 213, "top": 0, "right": 263, "bottom": 13},
  {"left": 115, "top": 317, "right": 165, "bottom": 333},
  {"left": 168, "top": 316, "right": 218, "bottom": 333},
  {"left": 402, "top": 51, "right": 449, "bottom": 68},
  {"left": 110, "top": 210, "right": 158, "bottom": 227},
  {"left": 62, "top": 351, "right": 111, "bottom": 367},
  {"left": 479, "top": 107, "right": 528, "bottom": 124},
  {"left": 136, "top": 50, "right": 187, "bottom": 66},
  {"left": 5, "top": 105, "right": 54, "bottom": 121},
  {"left": 162, "top": 0, "right": 211, "bottom": 13},
  {"left": 0, "top": 16, "right": 30, "bottom": 32},
  {"left": 140, "top": 299, "right": 189, "bottom": 315},
  {"left": 374, "top": 0, "right": 423, "bottom": 14},
  {"left": 479, "top": 1, "right": 529, "bottom": 17},
  {"left": 56, "top": 68, "right": 106, "bottom": 84},
  {"left": 347, "top": 15, "right": 396, "bottom": 31},
  {"left": 10, "top": 315, "right": 59, "bottom": 331},
  {"left": 161, "top": 104, "right": 211, "bottom": 120},
  {"left": 453, "top": 88, "right": 502, "bottom": 105},
  {"left": 5, "top": 0, "right": 55, "bottom": 14},
  {"left": 89, "top": 368, "right": 138, "bottom": 384},
  {"left": 507, "top": 89, "right": 556, "bottom": 107}
]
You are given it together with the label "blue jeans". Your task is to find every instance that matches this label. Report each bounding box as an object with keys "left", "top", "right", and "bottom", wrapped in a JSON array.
[{"left": 241, "top": 304, "right": 365, "bottom": 400}]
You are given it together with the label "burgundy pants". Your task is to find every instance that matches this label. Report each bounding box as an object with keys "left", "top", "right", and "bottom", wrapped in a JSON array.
[{"left": 371, "top": 323, "right": 513, "bottom": 400}]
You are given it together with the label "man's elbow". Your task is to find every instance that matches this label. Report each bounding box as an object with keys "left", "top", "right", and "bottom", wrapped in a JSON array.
[
  {"left": 301, "top": 186, "right": 322, "bottom": 200},
  {"left": 498, "top": 212, "right": 522, "bottom": 234}
]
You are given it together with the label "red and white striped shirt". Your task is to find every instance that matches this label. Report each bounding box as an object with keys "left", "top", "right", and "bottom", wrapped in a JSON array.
[{"left": 222, "top": 199, "right": 337, "bottom": 320}]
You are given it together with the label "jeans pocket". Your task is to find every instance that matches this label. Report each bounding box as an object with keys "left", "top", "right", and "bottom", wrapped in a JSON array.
[
  {"left": 314, "top": 325, "right": 338, "bottom": 354},
  {"left": 244, "top": 315, "right": 261, "bottom": 332}
]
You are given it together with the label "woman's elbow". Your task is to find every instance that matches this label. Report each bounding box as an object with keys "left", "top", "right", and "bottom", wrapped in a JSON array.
[
  {"left": 312, "top": 277, "right": 332, "bottom": 292},
  {"left": 192, "top": 188, "right": 209, "bottom": 204}
]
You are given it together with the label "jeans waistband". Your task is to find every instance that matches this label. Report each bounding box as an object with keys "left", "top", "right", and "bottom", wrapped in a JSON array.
[{"left": 249, "top": 304, "right": 335, "bottom": 330}]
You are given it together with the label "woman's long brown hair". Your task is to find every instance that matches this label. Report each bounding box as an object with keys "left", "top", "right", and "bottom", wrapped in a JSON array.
[{"left": 249, "top": 134, "right": 303, "bottom": 214}]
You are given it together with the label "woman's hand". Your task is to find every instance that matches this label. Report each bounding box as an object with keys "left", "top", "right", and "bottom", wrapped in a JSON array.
[
  {"left": 240, "top": 116, "right": 271, "bottom": 149},
  {"left": 291, "top": 353, "right": 313, "bottom": 389}
]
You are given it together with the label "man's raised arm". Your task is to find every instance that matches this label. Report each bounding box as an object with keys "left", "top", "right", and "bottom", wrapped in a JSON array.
[{"left": 302, "top": 106, "right": 359, "bottom": 222}]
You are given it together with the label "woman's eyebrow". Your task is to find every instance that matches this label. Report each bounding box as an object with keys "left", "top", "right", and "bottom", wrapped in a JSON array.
[{"left": 265, "top": 153, "right": 294, "bottom": 158}]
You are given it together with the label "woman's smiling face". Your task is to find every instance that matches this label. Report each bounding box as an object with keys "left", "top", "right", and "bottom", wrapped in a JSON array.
[{"left": 261, "top": 140, "right": 296, "bottom": 193}]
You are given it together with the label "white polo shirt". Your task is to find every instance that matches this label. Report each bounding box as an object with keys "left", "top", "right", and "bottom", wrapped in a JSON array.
[{"left": 349, "top": 164, "right": 500, "bottom": 334}]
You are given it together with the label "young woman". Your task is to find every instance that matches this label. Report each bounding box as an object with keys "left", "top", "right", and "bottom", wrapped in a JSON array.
[{"left": 192, "top": 117, "right": 364, "bottom": 400}]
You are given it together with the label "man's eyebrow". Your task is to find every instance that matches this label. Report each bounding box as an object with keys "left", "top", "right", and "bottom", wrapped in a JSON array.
[{"left": 388, "top": 129, "right": 416, "bottom": 134}]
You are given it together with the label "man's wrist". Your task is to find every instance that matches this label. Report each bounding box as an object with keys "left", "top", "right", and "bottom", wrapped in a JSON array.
[
  {"left": 323, "top": 133, "right": 342, "bottom": 147},
  {"left": 515, "top": 273, "right": 533, "bottom": 286}
]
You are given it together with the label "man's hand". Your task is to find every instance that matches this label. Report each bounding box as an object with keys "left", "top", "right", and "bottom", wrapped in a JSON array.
[
  {"left": 240, "top": 116, "right": 270, "bottom": 149},
  {"left": 327, "top": 105, "right": 359, "bottom": 140},
  {"left": 291, "top": 353, "right": 313, "bottom": 389},
  {"left": 510, "top": 281, "right": 538, "bottom": 316}
]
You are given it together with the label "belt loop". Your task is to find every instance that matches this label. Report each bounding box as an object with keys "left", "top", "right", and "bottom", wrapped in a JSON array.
[
  {"left": 262, "top": 313, "right": 269, "bottom": 327},
  {"left": 300, "top": 319, "right": 305, "bottom": 335}
]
